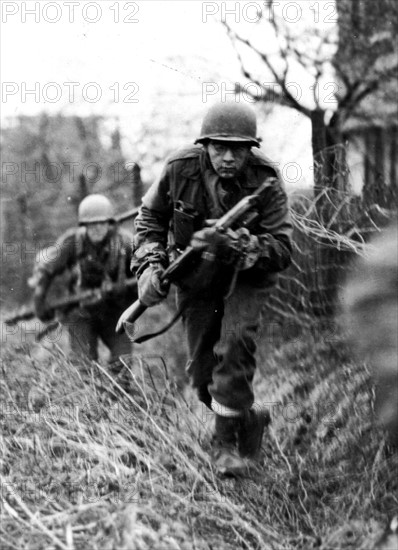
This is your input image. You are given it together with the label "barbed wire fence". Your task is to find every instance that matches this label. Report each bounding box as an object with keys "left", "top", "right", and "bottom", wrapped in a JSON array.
[{"left": 265, "top": 144, "right": 396, "bottom": 331}]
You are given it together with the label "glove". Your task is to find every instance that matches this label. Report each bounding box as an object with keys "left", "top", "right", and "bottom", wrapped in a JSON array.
[
  {"left": 33, "top": 290, "right": 54, "bottom": 323},
  {"left": 138, "top": 263, "right": 169, "bottom": 307},
  {"left": 190, "top": 227, "right": 238, "bottom": 265}
]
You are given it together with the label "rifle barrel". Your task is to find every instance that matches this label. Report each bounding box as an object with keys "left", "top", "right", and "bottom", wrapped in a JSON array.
[
  {"left": 116, "top": 207, "right": 140, "bottom": 223},
  {"left": 5, "top": 277, "right": 137, "bottom": 326}
]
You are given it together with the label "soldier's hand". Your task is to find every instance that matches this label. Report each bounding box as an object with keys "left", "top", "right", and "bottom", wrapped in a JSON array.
[
  {"left": 190, "top": 227, "right": 238, "bottom": 264},
  {"left": 234, "top": 228, "right": 260, "bottom": 270},
  {"left": 138, "top": 263, "right": 169, "bottom": 307},
  {"left": 33, "top": 292, "right": 54, "bottom": 323},
  {"left": 101, "top": 281, "right": 114, "bottom": 294},
  {"left": 100, "top": 280, "right": 118, "bottom": 300}
]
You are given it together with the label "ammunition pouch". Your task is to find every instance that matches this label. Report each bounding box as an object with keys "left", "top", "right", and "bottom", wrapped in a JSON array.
[{"left": 173, "top": 201, "right": 200, "bottom": 251}]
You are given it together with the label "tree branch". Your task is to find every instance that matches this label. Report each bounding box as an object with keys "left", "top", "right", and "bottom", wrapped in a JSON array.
[
  {"left": 221, "top": 21, "right": 311, "bottom": 117},
  {"left": 340, "top": 62, "right": 397, "bottom": 121}
]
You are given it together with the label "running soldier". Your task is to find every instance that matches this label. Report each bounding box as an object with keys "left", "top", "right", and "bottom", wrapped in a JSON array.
[
  {"left": 131, "top": 103, "right": 293, "bottom": 475},
  {"left": 32, "top": 194, "right": 137, "bottom": 366}
]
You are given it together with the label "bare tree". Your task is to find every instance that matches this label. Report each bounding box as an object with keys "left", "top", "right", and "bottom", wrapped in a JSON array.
[
  {"left": 223, "top": 0, "right": 398, "bottom": 206},
  {"left": 220, "top": 0, "right": 397, "bottom": 316}
]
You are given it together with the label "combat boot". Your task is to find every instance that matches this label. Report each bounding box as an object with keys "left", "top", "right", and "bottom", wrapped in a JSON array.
[
  {"left": 238, "top": 408, "right": 270, "bottom": 460},
  {"left": 210, "top": 415, "right": 247, "bottom": 477}
]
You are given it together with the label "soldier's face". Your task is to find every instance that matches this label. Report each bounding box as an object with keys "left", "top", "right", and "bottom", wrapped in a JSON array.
[
  {"left": 86, "top": 222, "right": 110, "bottom": 244},
  {"left": 207, "top": 141, "right": 251, "bottom": 179}
]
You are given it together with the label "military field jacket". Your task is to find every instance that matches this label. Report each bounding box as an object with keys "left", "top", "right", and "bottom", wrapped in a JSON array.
[
  {"left": 133, "top": 145, "right": 293, "bottom": 287},
  {"left": 34, "top": 226, "right": 135, "bottom": 295}
]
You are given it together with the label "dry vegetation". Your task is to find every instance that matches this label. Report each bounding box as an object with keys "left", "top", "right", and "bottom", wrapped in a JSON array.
[{"left": 1, "top": 313, "right": 397, "bottom": 550}]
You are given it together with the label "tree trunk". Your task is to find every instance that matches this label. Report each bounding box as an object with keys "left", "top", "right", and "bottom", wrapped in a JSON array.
[
  {"left": 310, "top": 109, "right": 347, "bottom": 317},
  {"left": 311, "top": 110, "right": 345, "bottom": 206}
]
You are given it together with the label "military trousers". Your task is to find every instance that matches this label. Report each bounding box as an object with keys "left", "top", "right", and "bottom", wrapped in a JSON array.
[
  {"left": 177, "top": 281, "right": 270, "bottom": 411},
  {"left": 66, "top": 304, "right": 132, "bottom": 363}
]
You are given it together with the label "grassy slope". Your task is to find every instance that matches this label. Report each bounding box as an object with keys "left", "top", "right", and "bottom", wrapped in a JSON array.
[{"left": 1, "top": 321, "right": 397, "bottom": 550}]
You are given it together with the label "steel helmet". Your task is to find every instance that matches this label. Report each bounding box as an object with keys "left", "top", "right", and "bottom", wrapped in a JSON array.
[
  {"left": 195, "top": 102, "right": 261, "bottom": 147},
  {"left": 78, "top": 194, "right": 115, "bottom": 224}
]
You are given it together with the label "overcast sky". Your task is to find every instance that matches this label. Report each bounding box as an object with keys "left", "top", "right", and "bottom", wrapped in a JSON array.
[
  {"left": 1, "top": 1, "right": 242, "bottom": 117},
  {"left": 1, "top": 1, "right": 338, "bottom": 188}
]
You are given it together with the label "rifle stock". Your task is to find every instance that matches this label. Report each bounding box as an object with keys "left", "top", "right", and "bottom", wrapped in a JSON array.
[
  {"left": 115, "top": 300, "right": 147, "bottom": 333},
  {"left": 116, "top": 178, "right": 273, "bottom": 334}
]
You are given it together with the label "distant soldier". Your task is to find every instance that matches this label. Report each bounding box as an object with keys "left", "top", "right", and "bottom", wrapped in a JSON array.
[
  {"left": 342, "top": 219, "right": 398, "bottom": 445},
  {"left": 32, "top": 194, "right": 137, "bottom": 367}
]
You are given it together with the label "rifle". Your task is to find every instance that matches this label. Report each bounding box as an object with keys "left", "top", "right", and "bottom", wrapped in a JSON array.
[
  {"left": 5, "top": 278, "right": 137, "bottom": 326},
  {"left": 115, "top": 207, "right": 139, "bottom": 224},
  {"left": 116, "top": 178, "right": 274, "bottom": 334}
]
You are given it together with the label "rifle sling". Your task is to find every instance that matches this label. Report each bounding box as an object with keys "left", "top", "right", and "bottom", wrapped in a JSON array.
[
  {"left": 133, "top": 300, "right": 187, "bottom": 344},
  {"left": 37, "top": 320, "right": 61, "bottom": 342}
]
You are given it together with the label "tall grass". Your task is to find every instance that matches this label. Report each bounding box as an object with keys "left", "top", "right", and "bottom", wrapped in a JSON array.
[{"left": 1, "top": 324, "right": 396, "bottom": 549}]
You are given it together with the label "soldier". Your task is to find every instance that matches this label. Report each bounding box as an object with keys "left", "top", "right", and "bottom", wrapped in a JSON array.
[
  {"left": 132, "top": 102, "right": 293, "bottom": 475},
  {"left": 32, "top": 194, "right": 137, "bottom": 367},
  {"left": 342, "top": 220, "right": 398, "bottom": 446}
]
